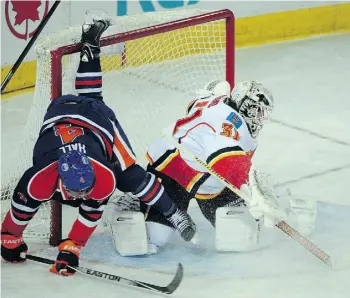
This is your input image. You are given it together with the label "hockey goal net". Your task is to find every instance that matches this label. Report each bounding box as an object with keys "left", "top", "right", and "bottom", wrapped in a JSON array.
[{"left": 1, "top": 9, "right": 235, "bottom": 246}]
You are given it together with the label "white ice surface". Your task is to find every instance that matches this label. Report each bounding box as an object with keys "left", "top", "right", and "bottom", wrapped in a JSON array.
[{"left": 1, "top": 33, "right": 350, "bottom": 297}]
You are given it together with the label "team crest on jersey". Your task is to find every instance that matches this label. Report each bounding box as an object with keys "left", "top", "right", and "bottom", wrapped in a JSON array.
[{"left": 226, "top": 112, "right": 243, "bottom": 129}]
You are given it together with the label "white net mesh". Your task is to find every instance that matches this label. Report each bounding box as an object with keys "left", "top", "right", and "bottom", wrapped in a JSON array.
[{"left": 1, "top": 8, "right": 232, "bottom": 243}]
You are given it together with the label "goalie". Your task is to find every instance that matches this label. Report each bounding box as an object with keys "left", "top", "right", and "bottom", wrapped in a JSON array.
[
  {"left": 0, "top": 19, "right": 197, "bottom": 274},
  {"left": 104, "top": 80, "right": 316, "bottom": 255}
]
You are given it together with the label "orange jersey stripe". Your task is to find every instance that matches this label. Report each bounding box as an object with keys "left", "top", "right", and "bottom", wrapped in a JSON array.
[
  {"left": 146, "top": 152, "right": 154, "bottom": 165},
  {"left": 113, "top": 133, "right": 135, "bottom": 168}
]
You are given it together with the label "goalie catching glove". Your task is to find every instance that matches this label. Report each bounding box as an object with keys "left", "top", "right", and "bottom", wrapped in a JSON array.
[
  {"left": 242, "top": 167, "right": 286, "bottom": 228},
  {"left": 1, "top": 232, "right": 27, "bottom": 263},
  {"left": 50, "top": 239, "right": 81, "bottom": 276}
]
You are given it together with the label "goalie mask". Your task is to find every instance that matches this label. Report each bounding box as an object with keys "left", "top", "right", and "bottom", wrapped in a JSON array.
[{"left": 228, "top": 81, "right": 274, "bottom": 138}]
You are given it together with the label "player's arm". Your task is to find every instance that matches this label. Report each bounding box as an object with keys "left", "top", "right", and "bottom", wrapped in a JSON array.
[
  {"left": 178, "top": 117, "right": 253, "bottom": 191},
  {"left": 1, "top": 162, "right": 57, "bottom": 263},
  {"left": 186, "top": 80, "right": 231, "bottom": 115},
  {"left": 201, "top": 132, "right": 285, "bottom": 228}
]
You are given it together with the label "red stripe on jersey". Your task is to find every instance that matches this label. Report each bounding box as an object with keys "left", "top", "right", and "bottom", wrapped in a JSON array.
[
  {"left": 194, "top": 101, "right": 209, "bottom": 108},
  {"left": 161, "top": 154, "right": 204, "bottom": 190},
  {"left": 173, "top": 109, "right": 203, "bottom": 135},
  {"left": 179, "top": 122, "right": 215, "bottom": 143},
  {"left": 211, "top": 154, "right": 252, "bottom": 189},
  {"left": 75, "top": 80, "right": 102, "bottom": 86},
  {"left": 67, "top": 119, "right": 113, "bottom": 159}
]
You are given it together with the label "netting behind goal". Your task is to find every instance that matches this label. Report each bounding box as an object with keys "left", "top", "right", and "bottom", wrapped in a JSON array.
[{"left": 1, "top": 9, "right": 235, "bottom": 246}]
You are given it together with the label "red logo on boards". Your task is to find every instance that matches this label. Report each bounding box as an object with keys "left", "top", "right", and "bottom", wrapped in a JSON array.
[{"left": 5, "top": 0, "right": 49, "bottom": 40}]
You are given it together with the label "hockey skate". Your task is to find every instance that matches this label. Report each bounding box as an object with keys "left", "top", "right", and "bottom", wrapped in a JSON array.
[
  {"left": 166, "top": 208, "right": 197, "bottom": 243},
  {"left": 81, "top": 19, "right": 110, "bottom": 62}
]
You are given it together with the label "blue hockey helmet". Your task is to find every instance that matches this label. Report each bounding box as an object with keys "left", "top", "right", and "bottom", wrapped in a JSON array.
[{"left": 58, "top": 151, "right": 95, "bottom": 197}]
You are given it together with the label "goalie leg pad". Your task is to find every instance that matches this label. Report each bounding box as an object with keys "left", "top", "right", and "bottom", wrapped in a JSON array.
[
  {"left": 215, "top": 206, "right": 262, "bottom": 252},
  {"left": 103, "top": 208, "right": 148, "bottom": 257},
  {"left": 146, "top": 221, "right": 175, "bottom": 248}
]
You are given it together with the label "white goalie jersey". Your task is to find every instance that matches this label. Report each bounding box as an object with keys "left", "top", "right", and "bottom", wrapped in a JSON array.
[
  {"left": 146, "top": 92, "right": 257, "bottom": 199},
  {"left": 105, "top": 83, "right": 317, "bottom": 256}
]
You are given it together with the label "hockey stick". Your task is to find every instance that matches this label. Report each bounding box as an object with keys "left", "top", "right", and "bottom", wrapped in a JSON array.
[
  {"left": 26, "top": 254, "right": 183, "bottom": 294},
  {"left": 162, "top": 133, "right": 332, "bottom": 268},
  {"left": 1, "top": 1, "right": 61, "bottom": 93}
]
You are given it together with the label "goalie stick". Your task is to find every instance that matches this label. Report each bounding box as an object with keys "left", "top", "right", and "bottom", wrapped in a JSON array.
[
  {"left": 26, "top": 254, "right": 183, "bottom": 295},
  {"left": 162, "top": 133, "right": 332, "bottom": 268}
]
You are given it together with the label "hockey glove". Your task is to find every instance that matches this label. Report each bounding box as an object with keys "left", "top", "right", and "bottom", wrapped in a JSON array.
[
  {"left": 1, "top": 232, "right": 28, "bottom": 263},
  {"left": 50, "top": 239, "right": 81, "bottom": 276},
  {"left": 245, "top": 167, "right": 286, "bottom": 228}
]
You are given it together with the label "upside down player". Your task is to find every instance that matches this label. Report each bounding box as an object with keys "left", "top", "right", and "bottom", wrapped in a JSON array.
[
  {"left": 105, "top": 79, "right": 295, "bottom": 254},
  {"left": 0, "top": 19, "right": 197, "bottom": 275}
]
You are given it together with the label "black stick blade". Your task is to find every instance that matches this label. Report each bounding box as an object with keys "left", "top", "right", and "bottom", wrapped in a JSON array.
[
  {"left": 165, "top": 263, "right": 184, "bottom": 294},
  {"left": 133, "top": 263, "right": 184, "bottom": 294}
]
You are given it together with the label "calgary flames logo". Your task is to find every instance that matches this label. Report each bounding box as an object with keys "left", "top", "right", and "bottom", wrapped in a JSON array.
[{"left": 5, "top": 0, "right": 49, "bottom": 40}]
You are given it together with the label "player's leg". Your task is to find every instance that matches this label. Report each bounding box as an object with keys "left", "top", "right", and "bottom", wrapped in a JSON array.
[
  {"left": 141, "top": 168, "right": 193, "bottom": 249},
  {"left": 75, "top": 19, "right": 110, "bottom": 100},
  {"left": 196, "top": 188, "right": 245, "bottom": 226},
  {"left": 1, "top": 163, "right": 54, "bottom": 262}
]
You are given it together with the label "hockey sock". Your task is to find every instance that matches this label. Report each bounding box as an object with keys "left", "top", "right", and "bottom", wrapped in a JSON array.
[{"left": 75, "top": 57, "right": 103, "bottom": 100}]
